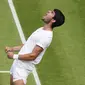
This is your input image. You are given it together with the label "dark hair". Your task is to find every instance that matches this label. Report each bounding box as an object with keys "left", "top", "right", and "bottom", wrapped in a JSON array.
[{"left": 52, "top": 9, "right": 65, "bottom": 28}]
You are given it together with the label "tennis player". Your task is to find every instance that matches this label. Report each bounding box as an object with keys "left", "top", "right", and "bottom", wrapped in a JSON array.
[{"left": 5, "top": 9, "right": 65, "bottom": 85}]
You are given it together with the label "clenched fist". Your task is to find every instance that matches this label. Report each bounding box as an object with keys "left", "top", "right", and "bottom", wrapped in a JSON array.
[
  {"left": 5, "top": 46, "right": 13, "bottom": 53},
  {"left": 7, "top": 51, "right": 14, "bottom": 59}
]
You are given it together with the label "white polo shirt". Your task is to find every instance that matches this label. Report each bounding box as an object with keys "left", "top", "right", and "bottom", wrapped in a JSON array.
[{"left": 17, "top": 27, "right": 53, "bottom": 68}]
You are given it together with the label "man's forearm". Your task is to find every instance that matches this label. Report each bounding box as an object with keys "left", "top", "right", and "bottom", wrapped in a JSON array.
[
  {"left": 12, "top": 44, "right": 24, "bottom": 51},
  {"left": 11, "top": 44, "right": 24, "bottom": 52},
  {"left": 18, "top": 53, "right": 36, "bottom": 61},
  {"left": 7, "top": 52, "right": 36, "bottom": 60}
]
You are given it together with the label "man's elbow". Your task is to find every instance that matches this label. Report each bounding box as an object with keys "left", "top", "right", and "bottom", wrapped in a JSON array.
[{"left": 30, "top": 53, "right": 38, "bottom": 61}]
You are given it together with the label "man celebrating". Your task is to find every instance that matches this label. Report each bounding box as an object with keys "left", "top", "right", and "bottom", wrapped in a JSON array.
[{"left": 5, "top": 9, "right": 65, "bottom": 85}]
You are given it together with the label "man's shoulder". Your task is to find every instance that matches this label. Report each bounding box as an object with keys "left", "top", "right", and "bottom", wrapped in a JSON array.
[
  {"left": 32, "top": 27, "right": 42, "bottom": 33},
  {"left": 36, "top": 27, "right": 43, "bottom": 31}
]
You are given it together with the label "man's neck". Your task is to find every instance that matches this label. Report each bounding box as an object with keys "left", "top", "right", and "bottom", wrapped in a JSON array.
[{"left": 43, "top": 24, "right": 53, "bottom": 31}]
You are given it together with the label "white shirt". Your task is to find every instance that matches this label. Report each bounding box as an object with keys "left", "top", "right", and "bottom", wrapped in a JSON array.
[{"left": 17, "top": 27, "right": 53, "bottom": 66}]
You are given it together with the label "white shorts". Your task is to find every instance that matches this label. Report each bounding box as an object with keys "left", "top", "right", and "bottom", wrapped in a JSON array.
[{"left": 10, "top": 60, "right": 34, "bottom": 84}]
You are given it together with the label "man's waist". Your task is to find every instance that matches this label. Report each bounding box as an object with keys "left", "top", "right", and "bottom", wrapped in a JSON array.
[{"left": 16, "top": 60, "right": 34, "bottom": 70}]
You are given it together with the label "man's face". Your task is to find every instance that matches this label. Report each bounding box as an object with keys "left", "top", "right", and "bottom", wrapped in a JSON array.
[{"left": 42, "top": 10, "right": 55, "bottom": 23}]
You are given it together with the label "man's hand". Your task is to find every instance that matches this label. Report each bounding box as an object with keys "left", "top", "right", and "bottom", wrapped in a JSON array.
[
  {"left": 5, "top": 46, "right": 13, "bottom": 53},
  {"left": 7, "top": 52, "right": 14, "bottom": 59}
]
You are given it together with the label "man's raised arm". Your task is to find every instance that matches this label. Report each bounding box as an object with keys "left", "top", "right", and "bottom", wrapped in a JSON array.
[{"left": 6, "top": 45, "right": 43, "bottom": 60}]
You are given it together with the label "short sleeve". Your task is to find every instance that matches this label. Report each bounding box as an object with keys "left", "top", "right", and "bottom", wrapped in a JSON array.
[{"left": 36, "top": 36, "right": 52, "bottom": 49}]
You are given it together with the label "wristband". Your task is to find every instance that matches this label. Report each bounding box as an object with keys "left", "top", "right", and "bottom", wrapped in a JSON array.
[{"left": 13, "top": 54, "right": 18, "bottom": 59}]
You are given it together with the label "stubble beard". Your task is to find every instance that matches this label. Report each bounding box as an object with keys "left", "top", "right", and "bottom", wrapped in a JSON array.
[{"left": 41, "top": 18, "right": 51, "bottom": 24}]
